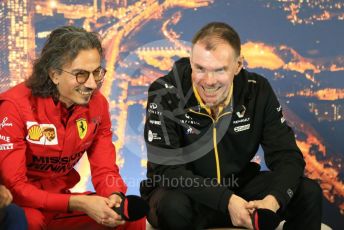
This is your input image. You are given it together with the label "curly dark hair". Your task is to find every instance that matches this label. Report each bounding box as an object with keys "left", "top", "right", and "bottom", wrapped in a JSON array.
[
  {"left": 25, "top": 26, "right": 103, "bottom": 99},
  {"left": 192, "top": 22, "right": 241, "bottom": 56}
]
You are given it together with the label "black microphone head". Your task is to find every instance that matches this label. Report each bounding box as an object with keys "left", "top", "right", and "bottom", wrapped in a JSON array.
[
  {"left": 124, "top": 195, "right": 150, "bottom": 221},
  {"left": 113, "top": 195, "right": 149, "bottom": 221},
  {"left": 251, "top": 208, "right": 281, "bottom": 230}
]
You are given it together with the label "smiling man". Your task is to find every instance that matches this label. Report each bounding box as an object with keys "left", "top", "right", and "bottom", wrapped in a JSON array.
[
  {"left": 190, "top": 35, "right": 242, "bottom": 116},
  {"left": 141, "top": 22, "right": 322, "bottom": 229},
  {"left": 0, "top": 26, "right": 145, "bottom": 230}
]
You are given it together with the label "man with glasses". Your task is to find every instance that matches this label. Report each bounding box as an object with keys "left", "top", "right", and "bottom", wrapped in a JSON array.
[
  {"left": 141, "top": 22, "right": 322, "bottom": 229},
  {"left": 0, "top": 26, "right": 145, "bottom": 229}
]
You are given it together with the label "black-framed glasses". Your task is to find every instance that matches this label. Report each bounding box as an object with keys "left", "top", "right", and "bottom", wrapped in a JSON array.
[{"left": 57, "top": 67, "right": 107, "bottom": 84}]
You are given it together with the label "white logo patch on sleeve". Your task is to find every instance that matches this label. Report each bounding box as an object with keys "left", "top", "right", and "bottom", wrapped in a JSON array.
[
  {"left": 0, "top": 143, "right": 13, "bottom": 151},
  {"left": 147, "top": 130, "right": 162, "bottom": 142},
  {"left": 0, "top": 135, "right": 11, "bottom": 143},
  {"left": 234, "top": 124, "right": 250, "bottom": 132},
  {"left": 0, "top": 117, "right": 13, "bottom": 130}
]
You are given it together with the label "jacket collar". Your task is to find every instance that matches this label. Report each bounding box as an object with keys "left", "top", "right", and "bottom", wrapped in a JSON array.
[
  {"left": 33, "top": 95, "right": 90, "bottom": 120},
  {"left": 192, "top": 83, "right": 233, "bottom": 117}
]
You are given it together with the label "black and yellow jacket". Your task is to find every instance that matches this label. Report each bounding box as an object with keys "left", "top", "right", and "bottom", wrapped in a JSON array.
[{"left": 140, "top": 57, "right": 305, "bottom": 214}]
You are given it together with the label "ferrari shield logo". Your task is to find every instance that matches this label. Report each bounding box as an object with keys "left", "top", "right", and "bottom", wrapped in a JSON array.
[{"left": 76, "top": 118, "right": 87, "bottom": 139}]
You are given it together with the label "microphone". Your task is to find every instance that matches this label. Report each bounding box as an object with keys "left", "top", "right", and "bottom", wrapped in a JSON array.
[
  {"left": 112, "top": 194, "right": 150, "bottom": 221},
  {"left": 251, "top": 208, "right": 281, "bottom": 230}
]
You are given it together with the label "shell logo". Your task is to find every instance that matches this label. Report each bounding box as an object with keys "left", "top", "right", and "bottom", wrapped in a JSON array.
[{"left": 28, "top": 125, "right": 43, "bottom": 141}]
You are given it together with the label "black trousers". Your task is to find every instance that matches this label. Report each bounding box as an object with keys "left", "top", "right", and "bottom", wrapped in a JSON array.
[{"left": 146, "top": 172, "right": 322, "bottom": 230}]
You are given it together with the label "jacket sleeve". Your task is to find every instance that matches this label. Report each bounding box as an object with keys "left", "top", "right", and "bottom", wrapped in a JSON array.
[
  {"left": 143, "top": 80, "right": 232, "bottom": 214},
  {"left": 0, "top": 101, "right": 71, "bottom": 212},
  {"left": 86, "top": 96, "right": 127, "bottom": 197},
  {"left": 260, "top": 80, "right": 305, "bottom": 210}
]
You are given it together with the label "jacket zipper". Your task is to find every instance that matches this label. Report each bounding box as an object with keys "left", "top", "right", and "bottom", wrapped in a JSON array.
[{"left": 189, "top": 109, "right": 232, "bottom": 184}]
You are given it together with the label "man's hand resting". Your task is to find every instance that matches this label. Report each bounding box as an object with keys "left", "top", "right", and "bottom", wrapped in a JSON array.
[
  {"left": 228, "top": 194, "right": 254, "bottom": 229},
  {"left": 0, "top": 185, "right": 12, "bottom": 209},
  {"left": 69, "top": 195, "right": 125, "bottom": 228},
  {"left": 246, "top": 194, "right": 280, "bottom": 213}
]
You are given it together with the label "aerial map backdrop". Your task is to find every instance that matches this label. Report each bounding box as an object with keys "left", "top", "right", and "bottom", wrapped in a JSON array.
[{"left": 0, "top": 0, "right": 343, "bottom": 228}]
